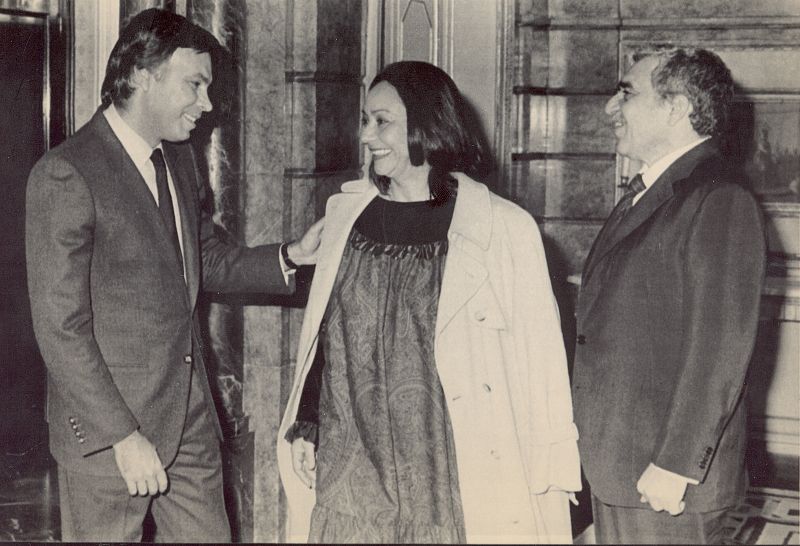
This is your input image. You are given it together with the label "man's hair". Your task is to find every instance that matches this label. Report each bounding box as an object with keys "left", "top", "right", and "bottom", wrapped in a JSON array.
[
  {"left": 636, "top": 47, "right": 734, "bottom": 137},
  {"left": 368, "top": 61, "right": 490, "bottom": 205},
  {"left": 100, "top": 8, "right": 218, "bottom": 108}
]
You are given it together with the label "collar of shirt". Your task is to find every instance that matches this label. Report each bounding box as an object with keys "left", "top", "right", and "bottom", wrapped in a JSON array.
[
  {"left": 103, "top": 104, "right": 162, "bottom": 180},
  {"left": 633, "top": 136, "right": 711, "bottom": 205}
]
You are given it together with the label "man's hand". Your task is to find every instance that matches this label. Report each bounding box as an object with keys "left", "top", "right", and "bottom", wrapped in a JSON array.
[
  {"left": 287, "top": 217, "right": 325, "bottom": 266},
  {"left": 290, "top": 438, "right": 317, "bottom": 490},
  {"left": 113, "top": 430, "right": 168, "bottom": 496},
  {"left": 636, "top": 463, "right": 689, "bottom": 515}
]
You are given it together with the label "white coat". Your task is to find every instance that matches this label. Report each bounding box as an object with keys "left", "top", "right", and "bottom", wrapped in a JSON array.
[{"left": 277, "top": 173, "right": 581, "bottom": 543}]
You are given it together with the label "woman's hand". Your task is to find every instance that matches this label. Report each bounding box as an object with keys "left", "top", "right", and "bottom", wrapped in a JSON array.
[{"left": 290, "top": 438, "right": 317, "bottom": 489}]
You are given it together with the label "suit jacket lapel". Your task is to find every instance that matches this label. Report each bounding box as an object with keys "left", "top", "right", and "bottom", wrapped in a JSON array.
[
  {"left": 585, "top": 141, "right": 718, "bottom": 278},
  {"left": 163, "top": 143, "right": 198, "bottom": 308},
  {"left": 435, "top": 174, "right": 492, "bottom": 337},
  {"left": 93, "top": 111, "right": 166, "bottom": 239},
  {"left": 93, "top": 111, "right": 193, "bottom": 305}
]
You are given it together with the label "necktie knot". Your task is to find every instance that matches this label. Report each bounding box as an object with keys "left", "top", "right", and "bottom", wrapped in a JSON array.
[
  {"left": 626, "top": 173, "right": 646, "bottom": 196},
  {"left": 150, "top": 148, "right": 166, "bottom": 173}
]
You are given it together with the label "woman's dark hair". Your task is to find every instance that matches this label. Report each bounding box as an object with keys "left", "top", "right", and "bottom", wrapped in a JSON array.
[
  {"left": 368, "top": 61, "right": 490, "bottom": 206},
  {"left": 101, "top": 8, "right": 219, "bottom": 108}
]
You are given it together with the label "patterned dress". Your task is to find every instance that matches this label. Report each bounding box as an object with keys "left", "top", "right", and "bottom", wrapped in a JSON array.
[{"left": 294, "top": 195, "right": 466, "bottom": 543}]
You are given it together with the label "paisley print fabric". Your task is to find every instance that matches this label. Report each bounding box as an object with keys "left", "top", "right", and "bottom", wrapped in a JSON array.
[{"left": 309, "top": 227, "right": 466, "bottom": 544}]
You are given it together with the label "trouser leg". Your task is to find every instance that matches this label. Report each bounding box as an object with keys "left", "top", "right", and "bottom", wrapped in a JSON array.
[
  {"left": 57, "top": 464, "right": 150, "bottom": 542},
  {"left": 150, "top": 369, "right": 230, "bottom": 543}
]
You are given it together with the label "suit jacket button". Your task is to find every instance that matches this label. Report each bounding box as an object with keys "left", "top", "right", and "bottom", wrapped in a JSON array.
[
  {"left": 78, "top": 438, "right": 85, "bottom": 444},
  {"left": 184, "top": 354, "right": 193, "bottom": 364},
  {"left": 69, "top": 417, "right": 77, "bottom": 424},
  {"left": 71, "top": 423, "right": 79, "bottom": 430},
  {"left": 577, "top": 335, "right": 586, "bottom": 345}
]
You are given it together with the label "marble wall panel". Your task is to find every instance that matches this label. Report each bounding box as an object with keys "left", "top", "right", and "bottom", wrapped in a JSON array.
[
  {"left": 120, "top": 0, "right": 172, "bottom": 22},
  {"left": 288, "top": 176, "right": 316, "bottom": 240},
  {"left": 289, "top": 0, "right": 317, "bottom": 71},
  {"left": 222, "top": 429, "right": 254, "bottom": 542},
  {"left": 517, "top": 0, "right": 547, "bottom": 22},
  {"left": 245, "top": 1, "right": 287, "bottom": 177},
  {"left": 541, "top": 219, "right": 603, "bottom": 276},
  {"left": 287, "top": 81, "right": 317, "bottom": 169},
  {"left": 317, "top": 0, "right": 362, "bottom": 74},
  {"left": 508, "top": 159, "right": 546, "bottom": 218},
  {"left": 525, "top": 95, "right": 615, "bottom": 153},
  {"left": 622, "top": 0, "right": 800, "bottom": 19},
  {"left": 315, "top": 81, "right": 361, "bottom": 172},
  {"left": 241, "top": 309, "right": 284, "bottom": 542},
  {"left": 543, "top": 159, "right": 616, "bottom": 219},
  {"left": 546, "top": 0, "right": 618, "bottom": 19},
  {"left": 547, "top": 30, "right": 618, "bottom": 90},
  {"left": 242, "top": 172, "right": 284, "bottom": 245},
  {"left": 399, "top": 0, "right": 434, "bottom": 63},
  {"left": 245, "top": 79, "right": 288, "bottom": 176},
  {"left": 620, "top": 27, "right": 800, "bottom": 53},
  {"left": 518, "top": 27, "right": 549, "bottom": 87}
]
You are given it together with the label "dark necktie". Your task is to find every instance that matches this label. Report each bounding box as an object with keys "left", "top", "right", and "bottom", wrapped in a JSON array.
[
  {"left": 150, "top": 148, "right": 182, "bottom": 263},
  {"left": 618, "top": 173, "right": 647, "bottom": 215},
  {"left": 601, "top": 173, "right": 648, "bottom": 238}
]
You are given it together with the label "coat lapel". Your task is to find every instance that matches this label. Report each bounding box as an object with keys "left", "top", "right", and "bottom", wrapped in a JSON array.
[
  {"left": 585, "top": 140, "right": 718, "bottom": 277},
  {"left": 296, "top": 179, "right": 378, "bottom": 367},
  {"left": 435, "top": 174, "right": 492, "bottom": 337}
]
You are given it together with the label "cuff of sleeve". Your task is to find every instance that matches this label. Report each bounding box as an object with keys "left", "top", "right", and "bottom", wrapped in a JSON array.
[
  {"left": 653, "top": 463, "right": 701, "bottom": 485},
  {"left": 284, "top": 421, "right": 318, "bottom": 446}
]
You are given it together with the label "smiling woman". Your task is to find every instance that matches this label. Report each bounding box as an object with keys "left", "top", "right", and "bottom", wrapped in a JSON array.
[{"left": 277, "top": 61, "right": 581, "bottom": 544}]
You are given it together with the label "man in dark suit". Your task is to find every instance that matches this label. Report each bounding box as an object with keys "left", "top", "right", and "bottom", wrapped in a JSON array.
[
  {"left": 572, "top": 48, "right": 766, "bottom": 543},
  {"left": 25, "top": 9, "right": 322, "bottom": 542}
]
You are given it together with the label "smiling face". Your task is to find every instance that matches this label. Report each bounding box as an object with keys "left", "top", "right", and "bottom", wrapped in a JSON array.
[
  {"left": 605, "top": 55, "right": 673, "bottom": 166},
  {"left": 360, "top": 81, "right": 429, "bottom": 184},
  {"left": 140, "top": 47, "right": 212, "bottom": 145}
]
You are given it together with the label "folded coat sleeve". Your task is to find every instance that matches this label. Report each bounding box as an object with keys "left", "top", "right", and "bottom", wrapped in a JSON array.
[
  {"left": 506, "top": 207, "right": 582, "bottom": 494},
  {"left": 653, "top": 185, "right": 765, "bottom": 481},
  {"left": 26, "top": 155, "right": 139, "bottom": 455}
]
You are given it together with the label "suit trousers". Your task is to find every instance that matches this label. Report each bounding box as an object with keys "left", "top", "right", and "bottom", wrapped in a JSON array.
[
  {"left": 591, "top": 495, "right": 728, "bottom": 544},
  {"left": 57, "top": 368, "right": 230, "bottom": 542}
]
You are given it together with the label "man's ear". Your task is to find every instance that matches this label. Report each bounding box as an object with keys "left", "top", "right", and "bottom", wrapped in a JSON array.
[
  {"left": 130, "top": 66, "right": 150, "bottom": 92},
  {"left": 667, "top": 94, "right": 692, "bottom": 126}
]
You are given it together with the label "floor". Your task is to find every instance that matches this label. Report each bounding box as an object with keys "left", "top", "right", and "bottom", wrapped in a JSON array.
[{"left": 0, "top": 448, "right": 59, "bottom": 542}]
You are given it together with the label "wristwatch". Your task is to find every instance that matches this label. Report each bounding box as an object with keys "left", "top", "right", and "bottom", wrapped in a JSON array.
[{"left": 281, "top": 243, "right": 299, "bottom": 270}]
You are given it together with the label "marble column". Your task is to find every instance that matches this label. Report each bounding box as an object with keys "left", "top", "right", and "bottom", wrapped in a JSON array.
[
  {"left": 120, "top": 0, "right": 175, "bottom": 22},
  {"left": 240, "top": 0, "right": 363, "bottom": 541},
  {"left": 183, "top": 0, "right": 251, "bottom": 540}
]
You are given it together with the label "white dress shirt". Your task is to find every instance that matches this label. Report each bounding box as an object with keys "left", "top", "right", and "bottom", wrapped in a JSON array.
[{"left": 633, "top": 136, "right": 711, "bottom": 206}]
